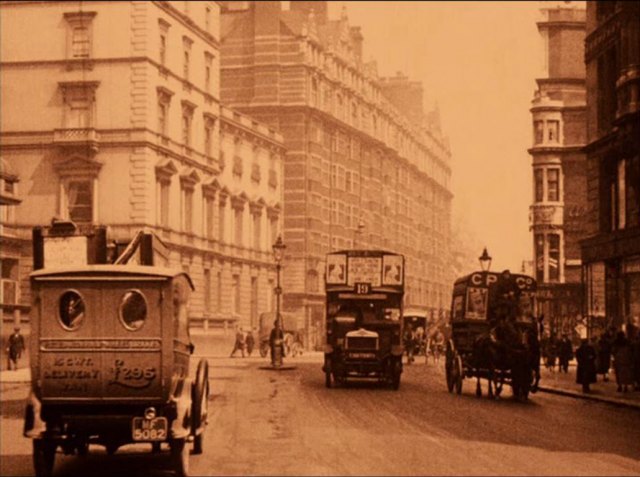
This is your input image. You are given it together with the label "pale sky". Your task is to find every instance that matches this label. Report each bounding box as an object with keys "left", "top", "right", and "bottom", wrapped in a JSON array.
[{"left": 326, "top": 1, "right": 544, "bottom": 272}]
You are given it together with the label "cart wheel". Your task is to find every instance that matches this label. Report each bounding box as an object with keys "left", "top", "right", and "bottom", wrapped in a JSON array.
[
  {"left": 454, "top": 354, "right": 463, "bottom": 395},
  {"left": 171, "top": 438, "right": 190, "bottom": 477},
  {"left": 33, "top": 439, "right": 56, "bottom": 477},
  {"left": 191, "top": 359, "right": 209, "bottom": 455},
  {"left": 445, "top": 356, "right": 454, "bottom": 393}
]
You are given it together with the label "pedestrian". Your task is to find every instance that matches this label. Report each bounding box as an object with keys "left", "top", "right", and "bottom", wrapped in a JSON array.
[
  {"left": 545, "top": 335, "right": 558, "bottom": 372},
  {"left": 612, "top": 331, "right": 634, "bottom": 393},
  {"left": 229, "top": 326, "right": 246, "bottom": 358},
  {"left": 246, "top": 329, "right": 255, "bottom": 357},
  {"left": 404, "top": 324, "right": 416, "bottom": 364},
  {"left": 269, "top": 320, "right": 284, "bottom": 366},
  {"left": 596, "top": 328, "right": 613, "bottom": 382},
  {"left": 575, "top": 338, "right": 597, "bottom": 393},
  {"left": 6, "top": 327, "right": 25, "bottom": 371},
  {"left": 558, "top": 334, "right": 573, "bottom": 373}
]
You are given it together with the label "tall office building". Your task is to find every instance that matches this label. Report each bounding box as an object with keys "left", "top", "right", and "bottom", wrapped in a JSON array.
[
  {"left": 528, "top": 1, "right": 587, "bottom": 337},
  {"left": 220, "top": 1, "right": 453, "bottom": 348}
]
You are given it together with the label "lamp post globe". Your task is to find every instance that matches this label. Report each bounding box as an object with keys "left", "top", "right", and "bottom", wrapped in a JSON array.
[{"left": 479, "top": 247, "right": 492, "bottom": 272}]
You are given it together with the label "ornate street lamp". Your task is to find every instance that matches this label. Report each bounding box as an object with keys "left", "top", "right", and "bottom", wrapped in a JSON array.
[
  {"left": 272, "top": 235, "right": 286, "bottom": 367},
  {"left": 479, "top": 247, "right": 492, "bottom": 272}
]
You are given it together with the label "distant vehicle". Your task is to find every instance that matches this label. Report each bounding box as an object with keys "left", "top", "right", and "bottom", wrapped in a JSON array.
[
  {"left": 24, "top": 224, "right": 208, "bottom": 477},
  {"left": 402, "top": 308, "right": 429, "bottom": 362},
  {"left": 323, "top": 250, "right": 405, "bottom": 389},
  {"left": 445, "top": 270, "right": 540, "bottom": 401}
]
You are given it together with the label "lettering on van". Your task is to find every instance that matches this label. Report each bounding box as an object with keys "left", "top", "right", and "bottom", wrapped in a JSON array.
[
  {"left": 42, "top": 357, "right": 100, "bottom": 393},
  {"left": 469, "top": 273, "right": 534, "bottom": 289},
  {"left": 108, "top": 359, "right": 157, "bottom": 389},
  {"left": 41, "top": 339, "right": 161, "bottom": 351}
]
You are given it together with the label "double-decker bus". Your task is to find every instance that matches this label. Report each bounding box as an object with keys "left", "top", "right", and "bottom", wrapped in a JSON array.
[{"left": 322, "top": 250, "right": 405, "bottom": 389}]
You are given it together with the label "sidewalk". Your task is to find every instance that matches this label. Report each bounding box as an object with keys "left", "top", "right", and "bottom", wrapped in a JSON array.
[
  {"left": 538, "top": 362, "right": 640, "bottom": 410},
  {"left": 0, "top": 328, "right": 318, "bottom": 384}
]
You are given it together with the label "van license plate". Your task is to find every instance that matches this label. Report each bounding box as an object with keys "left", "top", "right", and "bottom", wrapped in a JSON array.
[{"left": 132, "top": 417, "right": 168, "bottom": 441}]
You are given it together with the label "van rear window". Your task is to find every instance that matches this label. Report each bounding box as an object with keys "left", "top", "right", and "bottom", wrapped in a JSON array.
[{"left": 58, "top": 290, "right": 85, "bottom": 330}]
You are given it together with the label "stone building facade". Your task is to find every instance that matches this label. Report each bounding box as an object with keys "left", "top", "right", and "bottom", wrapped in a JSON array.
[
  {"left": 581, "top": 1, "right": 640, "bottom": 335},
  {"left": 220, "top": 1, "right": 453, "bottom": 349},
  {"left": 0, "top": 159, "right": 25, "bottom": 325},
  {"left": 0, "top": 1, "right": 285, "bottom": 330},
  {"left": 528, "top": 1, "right": 587, "bottom": 338}
]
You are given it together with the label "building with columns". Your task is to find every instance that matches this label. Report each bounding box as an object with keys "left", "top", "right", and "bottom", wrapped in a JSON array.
[
  {"left": 581, "top": 1, "right": 640, "bottom": 335},
  {"left": 220, "top": 1, "right": 453, "bottom": 349},
  {"left": 0, "top": 1, "right": 284, "bottom": 330},
  {"left": 528, "top": 1, "right": 587, "bottom": 338}
]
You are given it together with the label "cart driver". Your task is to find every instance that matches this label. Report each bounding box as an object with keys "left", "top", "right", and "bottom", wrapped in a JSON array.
[
  {"left": 490, "top": 270, "right": 521, "bottom": 351},
  {"left": 493, "top": 270, "right": 521, "bottom": 322}
]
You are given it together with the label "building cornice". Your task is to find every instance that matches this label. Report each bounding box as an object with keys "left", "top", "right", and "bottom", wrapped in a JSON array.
[
  {"left": 530, "top": 105, "right": 586, "bottom": 113},
  {"left": 0, "top": 128, "right": 222, "bottom": 177},
  {"left": 528, "top": 145, "right": 585, "bottom": 155}
]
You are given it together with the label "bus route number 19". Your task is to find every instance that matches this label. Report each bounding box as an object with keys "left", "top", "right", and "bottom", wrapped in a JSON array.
[{"left": 355, "top": 283, "right": 370, "bottom": 295}]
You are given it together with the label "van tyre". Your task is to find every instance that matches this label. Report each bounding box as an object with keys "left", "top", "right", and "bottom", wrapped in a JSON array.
[
  {"left": 191, "top": 359, "right": 209, "bottom": 455},
  {"left": 33, "top": 439, "right": 56, "bottom": 477},
  {"left": 171, "top": 438, "right": 190, "bottom": 477}
]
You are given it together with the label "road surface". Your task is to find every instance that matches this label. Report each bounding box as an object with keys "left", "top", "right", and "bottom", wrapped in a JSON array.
[{"left": 2, "top": 354, "right": 639, "bottom": 476}]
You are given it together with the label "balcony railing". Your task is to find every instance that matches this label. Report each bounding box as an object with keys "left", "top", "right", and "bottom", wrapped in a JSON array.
[{"left": 53, "top": 128, "right": 99, "bottom": 152}]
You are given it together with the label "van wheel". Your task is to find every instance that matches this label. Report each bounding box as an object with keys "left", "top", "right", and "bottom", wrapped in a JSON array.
[
  {"left": 106, "top": 443, "right": 119, "bottom": 455},
  {"left": 33, "top": 439, "right": 56, "bottom": 477},
  {"left": 170, "top": 438, "right": 190, "bottom": 477},
  {"left": 77, "top": 441, "right": 89, "bottom": 456}
]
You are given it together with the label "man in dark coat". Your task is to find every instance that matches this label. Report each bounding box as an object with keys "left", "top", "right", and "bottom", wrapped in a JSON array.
[
  {"left": 269, "top": 320, "right": 284, "bottom": 366},
  {"left": 596, "top": 328, "right": 613, "bottom": 382},
  {"left": 6, "top": 327, "right": 25, "bottom": 371},
  {"left": 492, "top": 269, "right": 521, "bottom": 322},
  {"left": 245, "top": 329, "right": 255, "bottom": 357},
  {"left": 558, "top": 334, "right": 573, "bottom": 373},
  {"left": 575, "top": 338, "right": 597, "bottom": 393}
]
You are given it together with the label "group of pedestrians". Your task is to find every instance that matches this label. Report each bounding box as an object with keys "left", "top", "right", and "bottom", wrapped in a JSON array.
[
  {"left": 541, "top": 333, "right": 574, "bottom": 373},
  {"left": 229, "top": 326, "right": 256, "bottom": 358},
  {"left": 575, "top": 324, "right": 640, "bottom": 393}
]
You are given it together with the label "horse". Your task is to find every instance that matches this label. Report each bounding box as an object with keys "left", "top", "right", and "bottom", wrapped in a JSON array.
[{"left": 471, "top": 330, "right": 501, "bottom": 399}]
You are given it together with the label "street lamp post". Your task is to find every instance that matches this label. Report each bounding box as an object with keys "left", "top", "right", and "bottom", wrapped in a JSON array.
[
  {"left": 479, "top": 247, "right": 492, "bottom": 272},
  {"left": 354, "top": 219, "right": 364, "bottom": 248},
  {"left": 272, "top": 235, "right": 286, "bottom": 367}
]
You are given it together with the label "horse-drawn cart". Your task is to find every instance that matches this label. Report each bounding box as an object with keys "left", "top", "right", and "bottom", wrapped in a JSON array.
[
  {"left": 258, "top": 311, "right": 304, "bottom": 358},
  {"left": 445, "top": 270, "right": 540, "bottom": 401}
]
